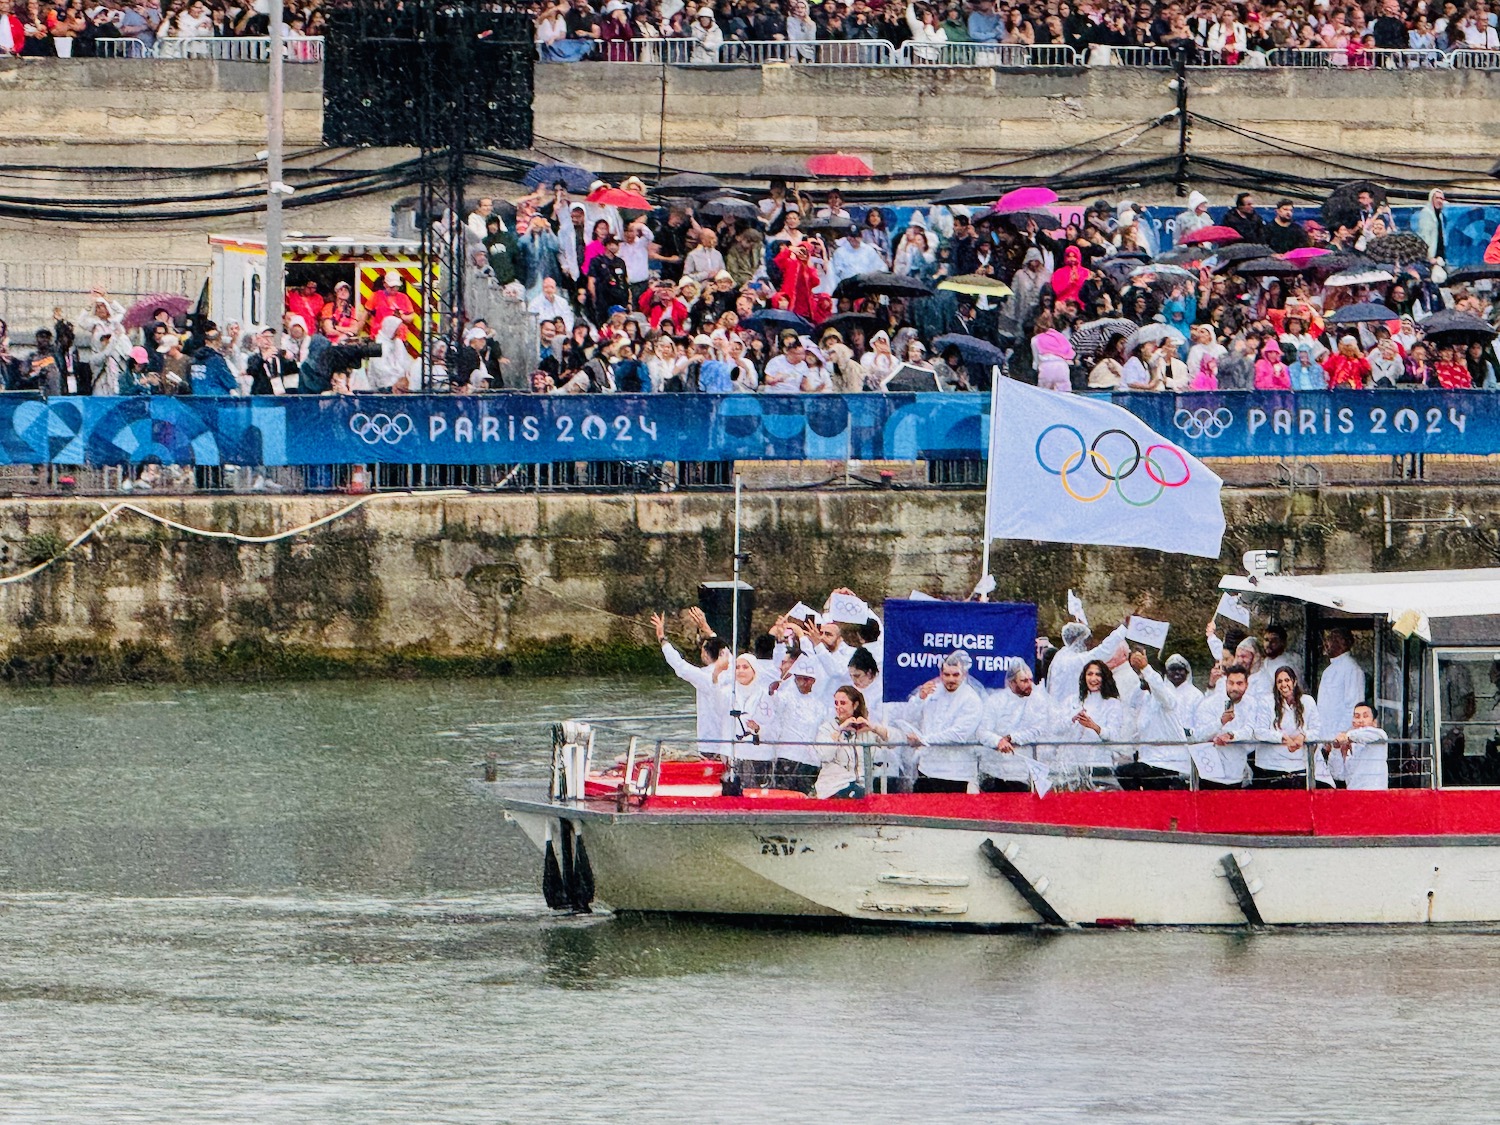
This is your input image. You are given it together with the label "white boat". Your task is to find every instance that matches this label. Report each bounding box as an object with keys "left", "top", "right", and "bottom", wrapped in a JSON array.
[{"left": 479, "top": 567, "right": 1500, "bottom": 927}]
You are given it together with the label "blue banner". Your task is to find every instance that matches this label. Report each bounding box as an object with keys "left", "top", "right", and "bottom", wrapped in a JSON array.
[
  {"left": 880, "top": 598, "right": 1037, "bottom": 702},
  {"left": 0, "top": 390, "right": 1495, "bottom": 466}
]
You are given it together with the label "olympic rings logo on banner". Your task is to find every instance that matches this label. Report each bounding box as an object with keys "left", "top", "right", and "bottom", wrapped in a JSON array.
[
  {"left": 1173, "top": 407, "right": 1234, "bottom": 440},
  {"left": 349, "top": 412, "right": 415, "bottom": 445},
  {"left": 1034, "top": 424, "right": 1191, "bottom": 506}
]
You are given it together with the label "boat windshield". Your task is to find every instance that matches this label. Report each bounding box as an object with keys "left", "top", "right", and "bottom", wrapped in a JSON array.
[{"left": 1438, "top": 649, "right": 1500, "bottom": 787}]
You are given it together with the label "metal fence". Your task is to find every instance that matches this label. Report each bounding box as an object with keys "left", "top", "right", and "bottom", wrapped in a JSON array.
[
  {"left": 78, "top": 35, "right": 323, "bottom": 62},
  {"left": 717, "top": 38, "right": 896, "bottom": 64},
  {"left": 0, "top": 263, "right": 199, "bottom": 339},
  {"left": 898, "top": 41, "right": 1079, "bottom": 66}
]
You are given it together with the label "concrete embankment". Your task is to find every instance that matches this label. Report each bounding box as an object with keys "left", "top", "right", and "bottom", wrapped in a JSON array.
[{"left": 0, "top": 486, "right": 1490, "bottom": 683}]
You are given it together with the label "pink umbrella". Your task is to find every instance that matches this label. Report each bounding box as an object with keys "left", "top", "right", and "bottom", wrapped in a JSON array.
[
  {"left": 806, "top": 153, "right": 875, "bottom": 178},
  {"left": 123, "top": 292, "right": 192, "bottom": 329},
  {"left": 995, "top": 186, "right": 1059, "bottom": 213},
  {"left": 1033, "top": 328, "right": 1075, "bottom": 360},
  {"left": 1179, "top": 225, "right": 1242, "bottom": 245},
  {"left": 1283, "top": 247, "right": 1331, "bottom": 266}
]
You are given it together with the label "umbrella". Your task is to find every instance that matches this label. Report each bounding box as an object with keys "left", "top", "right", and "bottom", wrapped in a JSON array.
[
  {"left": 834, "top": 272, "right": 936, "bottom": 299},
  {"left": 995, "top": 186, "right": 1059, "bottom": 212},
  {"left": 588, "top": 187, "right": 651, "bottom": 209},
  {"left": 522, "top": 162, "right": 595, "bottom": 193},
  {"left": 818, "top": 312, "right": 882, "bottom": 339},
  {"left": 1110, "top": 249, "right": 1153, "bottom": 263},
  {"left": 803, "top": 214, "right": 857, "bottom": 236},
  {"left": 1234, "top": 257, "right": 1302, "bottom": 277},
  {"left": 741, "top": 309, "right": 814, "bottom": 335},
  {"left": 698, "top": 196, "right": 759, "bottom": 220},
  {"left": 1214, "top": 243, "right": 1275, "bottom": 263},
  {"left": 656, "top": 171, "right": 723, "bottom": 193},
  {"left": 1324, "top": 268, "right": 1396, "bottom": 287},
  {"left": 1445, "top": 264, "right": 1500, "bottom": 285},
  {"left": 806, "top": 153, "right": 874, "bottom": 178},
  {"left": 123, "top": 292, "right": 192, "bottom": 329},
  {"left": 884, "top": 364, "right": 942, "bottom": 393},
  {"left": 1366, "top": 232, "right": 1432, "bottom": 264},
  {"left": 1418, "top": 310, "right": 1498, "bottom": 338},
  {"left": 1321, "top": 180, "right": 1387, "bottom": 231},
  {"left": 1130, "top": 263, "right": 1197, "bottom": 282},
  {"left": 932, "top": 334, "right": 1006, "bottom": 367},
  {"left": 938, "top": 274, "right": 1014, "bottom": 298},
  {"left": 1283, "top": 246, "right": 1330, "bottom": 266},
  {"left": 1302, "top": 251, "right": 1378, "bottom": 274},
  {"left": 1153, "top": 246, "right": 1203, "bottom": 265},
  {"left": 1327, "top": 301, "right": 1398, "bottom": 324},
  {"left": 1179, "top": 225, "right": 1242, "bottom": 245},
  {"left": 749, "top": 160, "right": 812, "bottom": 180},
  {"left": 1070, "top": 317, "right": 1137, "bottom": 362},
  {"left": 988, "top": 209, "right": 1060, "bottom": 231},
  {"left": 1123, "top": 323, "right": 1186, "bottom": 356},
  {"left": 931, "top": 181, "right": 1002, "bottom": 205},
  {"left": 1098, "top": 259, "right": 1140, "bottom": 286}
]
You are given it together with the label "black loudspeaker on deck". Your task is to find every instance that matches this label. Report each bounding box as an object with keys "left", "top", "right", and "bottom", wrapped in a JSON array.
[{"left": 322, "top": 3, "right": 534, "bottom": 149}]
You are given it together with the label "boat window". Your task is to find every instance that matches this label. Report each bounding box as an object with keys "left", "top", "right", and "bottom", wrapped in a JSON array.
[{"left": 1437, "top": 650, "right": 1500, "bottom": 787}]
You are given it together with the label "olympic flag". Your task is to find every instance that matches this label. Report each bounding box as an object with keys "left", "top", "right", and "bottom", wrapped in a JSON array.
[{"left": 984, "top": 379, "right": 1225, "bottom": 559}]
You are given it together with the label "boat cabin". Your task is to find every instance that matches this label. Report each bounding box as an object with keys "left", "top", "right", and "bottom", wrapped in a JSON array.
[{"left": 1220, "top": 568, "right": 1500, "bottom": 789}]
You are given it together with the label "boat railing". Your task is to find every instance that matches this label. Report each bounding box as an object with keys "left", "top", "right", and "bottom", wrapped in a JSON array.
[{"left": 561, "top": 728, "right": 1434, "bottom": 799}]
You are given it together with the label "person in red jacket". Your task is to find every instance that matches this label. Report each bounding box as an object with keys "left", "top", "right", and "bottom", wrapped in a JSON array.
[
  {"left": 1433, "top": 343, "right": 1474, "bottom": 389},
  {"left": 773, "top": 240, "right": 819, "bottom": 321},
  {"left": 1484, "top": 221, "right": 1500, "bottom": 266},
  {"left": 1322, "top": 335, "right": 1372, "bottom": 389},
  {"left": 0, "top": 0, "right": 24, "bottom": 55}
]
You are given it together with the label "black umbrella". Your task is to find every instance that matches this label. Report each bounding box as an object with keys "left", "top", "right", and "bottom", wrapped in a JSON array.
[
  {"left": 1214, "top": 243, "right": 1276, "bottom": 264},
  {"left": 1302, "top": 251, "right": 1379, "bottom": 274},
  {"left": 818, "top": 312, "right": 882, "bottom": 339},
  {"left": 1321, "top": 180, "right": 1387, "bottom": 231},
  {"left": 1235, "top": 256, "right": 1301, "bottom": 277},
  {"left": 1445, "top": 264, "right": 1500, "bottom": 285},
  {"left": 985, "top": 209, "right": 1060, "bottom": 230},
  {"left": 803, "top": 213, "right": 856, "bottom": 236},
  {"left": 742, "top": 309, "right": 815, "bottom": 335},
  {"left": 522, "top": 162, "right": 595, "bottom": 193},
  {"left": 932, "top": 333, "right": 1006, "bottom": 367},
  {"left": 1418, "top": 310, "right": 1498, "bottom": 338},
  {"left": 698, "top": 196, "right": 759, "bottom": 220},
  {"left": 1154, "top": 246, "right": 1203, "bottom": 265},
  {"left": 656, "top": 172, "right": 723, "bottom": 192},
  {"left": 1070, "top": 317, "right": 1137, "bottom": 363},
  {"left": 1327, "top": 301, "right": 1398, "bottom": 324},
  {"left": 834, "top": 272, "right": 936, "bottom": 299},
  {"left": 1366, "top": 232, "right": 1432, "bottom": 264},
  {"left": 931, "top": 181, "right": 1003, "bottom": 205},
  {"left": 749, "top": 160, "right": 812, "bottom": 180},
  {"left": 1110, "top": 249, "right": 1153, "bottom": 262}
]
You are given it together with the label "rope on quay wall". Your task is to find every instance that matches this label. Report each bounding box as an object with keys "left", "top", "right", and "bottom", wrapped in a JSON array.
[{"left": 0, "top": 489, "right": 469, "bottom": 588}]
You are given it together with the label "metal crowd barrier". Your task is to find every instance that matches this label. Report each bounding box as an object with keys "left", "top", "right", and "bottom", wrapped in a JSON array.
[
  {"left": 609, "top": 37, "right": 695, "bottom": 64},
  {"left": 898, "top": 41, "right": 1078, "bottom": 66},
  {"left": 717, "top": 38, "right": 895, "bottom": 64},
  {"left": 92, "top": 35, "right": 324, "bottom": 62}
]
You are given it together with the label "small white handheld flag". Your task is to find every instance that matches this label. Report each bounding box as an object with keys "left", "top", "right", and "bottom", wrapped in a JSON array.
[
  {"left": 828, "top": 592, "right": 872, "bottom": 624},
  {"left": 1215, "top": 591, "right": 1252, "bottom": 627},
  {"left": 1125, "top": 615, "right": 1171, "bottom": 650},
  {"left": 984, "top": 379, "right": 1225, "bottom": 558},
  {"left": 1066, "top": 589, "right": 1089, "bottom": 629}
]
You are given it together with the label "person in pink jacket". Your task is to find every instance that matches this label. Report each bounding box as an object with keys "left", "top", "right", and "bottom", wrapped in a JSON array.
[{"left": 1254, "top": 340, "right": 1291, "bottom": 390}]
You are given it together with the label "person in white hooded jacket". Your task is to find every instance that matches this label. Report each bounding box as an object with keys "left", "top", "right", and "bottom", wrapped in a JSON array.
[
  {"left": 977, "top": 658, "right": 1061, "bottom": 792},
  {"left": 364, "top": 315, "right": 415, "bottom": 392},
  {"left": 1175, "top": 190, "right": 1213, "bottom": 244},
  {"left": 653, "top": 612, "right": 731, "bottom": 758},
  {"left": 900, "top": 650, "right": 984, "bottom": 792},
  {"left": 1116, "top": 651, "right": 1189, "bottom": 789},
  {"left": 1045, "top": 618, "right": 1129, "bottom": 705}
]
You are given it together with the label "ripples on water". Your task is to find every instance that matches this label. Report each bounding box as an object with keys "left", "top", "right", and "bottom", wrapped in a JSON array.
[{"left": 0, "top": 678, "right": 1495, "bottom": 1123}]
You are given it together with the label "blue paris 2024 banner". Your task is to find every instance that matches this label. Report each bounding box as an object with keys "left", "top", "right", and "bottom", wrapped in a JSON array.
[
  {"left": 880, "top": 599, "right": 1038, "bottom": 703},
  {"left": 0, "top": 390, "right": 1492, "bottom": 467}
]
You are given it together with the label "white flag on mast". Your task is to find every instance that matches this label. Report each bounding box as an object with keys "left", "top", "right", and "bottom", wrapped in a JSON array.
[{"left": 984, "top": 379, "right": 1225, "bottom": 559}]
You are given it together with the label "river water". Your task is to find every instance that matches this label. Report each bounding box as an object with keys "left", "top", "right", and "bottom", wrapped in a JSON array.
[{"left": 1, "top": 676, "right": 1496, "bottom": 1123}]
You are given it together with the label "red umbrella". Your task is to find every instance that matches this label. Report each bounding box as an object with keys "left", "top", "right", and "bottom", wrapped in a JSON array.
[
  {"left": 995, "top": 185, "right": 1058, "bottom": 212},
  {"left": 806, "top": 153, "right": 874, "bottom": 177},
  {"left": 1179, "top": 225, "right": 1242, "bottom": 245},
  {"left": 587, "top": 187, "right": 652, "bottom": 209},
  {"left": 123, "top": 292, "right": 192, "bottom": 329}
]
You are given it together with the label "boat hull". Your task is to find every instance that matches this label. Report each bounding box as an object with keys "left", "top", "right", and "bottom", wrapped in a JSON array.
[{"left": 484, "top": 786, "right": 1500, "bottom": 927}]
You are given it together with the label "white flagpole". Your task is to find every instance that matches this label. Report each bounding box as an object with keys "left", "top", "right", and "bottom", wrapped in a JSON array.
[
  {"left": 728, "top": 474, "right": 743, "bottom": 765},
  {"left": 979, "top": 366, "right": 1003, "bottom": 589}
]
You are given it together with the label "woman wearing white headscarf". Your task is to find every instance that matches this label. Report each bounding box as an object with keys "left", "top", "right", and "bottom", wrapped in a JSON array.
[
  {"left": 364, "top": 315, "right": 415, "bottom": 392},
  {"left": 727, "top": 652, "right": 774, "bottom": 788}
]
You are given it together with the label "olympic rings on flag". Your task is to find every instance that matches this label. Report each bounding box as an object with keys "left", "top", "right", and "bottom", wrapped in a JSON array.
[{"left": 1034, "top": 424, "right": 1193, "bottom": 506}]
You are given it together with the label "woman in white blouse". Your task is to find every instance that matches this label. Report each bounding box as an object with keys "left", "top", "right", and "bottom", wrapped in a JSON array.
[
  {"left": 1254, "top": 667, "right": 1329, "bottom": 788},
  {"left": 1064, "top": 659, "right": 1130, "bottom": 780}
]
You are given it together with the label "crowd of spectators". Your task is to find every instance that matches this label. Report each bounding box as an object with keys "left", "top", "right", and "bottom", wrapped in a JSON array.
[
  {"left": 530, "top": 0, "right": 1500, "bottom": 63},
  {"left": 0, "top": 0, "right": 324, "bottom": 56}
]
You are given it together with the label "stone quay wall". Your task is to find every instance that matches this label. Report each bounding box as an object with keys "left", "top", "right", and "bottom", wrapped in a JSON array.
[{"left": 0, "top": 485, "right": 1491, "bottom": 683}]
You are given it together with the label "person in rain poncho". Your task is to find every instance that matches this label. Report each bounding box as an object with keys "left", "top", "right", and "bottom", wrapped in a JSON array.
[
  {"left": 1163, "top": 654, "right": 1204, "bottom": 724},
  {"left": 1115, "top": 650, "right": 1188, "bottom": 789},
  {"left": 1045, "top": 619, "right": 1129, "bottom": 705},
  {"left": 727, "top": 652, "right": 774, "bottom": 788},
  {"left": 976, "top": 657, "right": 1062, "bottom": 792},
  {"left": 899, "top": 650, "right": 984, "bottom": 793},
  {"left": 1175, "top": 191, "right": 1213, "bottom": 244},
  {"left": 812, "top": 685, "right": 885, "bottom": 800},
  {"left": 1061, "top": 658, "right": 1131, "bottom": 780},
  {"left": 1329, "top": 702, "right": 1389, "bottom": 791},
  {"left": 748, "top": 651, "right": 826, "bottom": 795},
  {"left": 653, "top": 612, "right": 731, "bottom": 760},
  {"left": 79, "top": 290, "right": 126, "bottom": 356},
  {"left": 364, "top": 315, "right": 415, "bottom": 392},
  {"left": 847, "top": 647, "right": 910, "bottom": 792}
]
